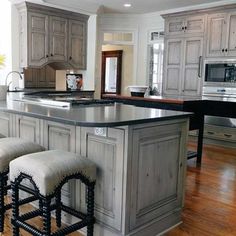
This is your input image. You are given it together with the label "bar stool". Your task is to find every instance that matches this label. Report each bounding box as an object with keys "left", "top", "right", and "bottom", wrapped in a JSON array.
[
  {"left": 0, "top": 137, "right": 45, "bottom": 233},
  {"left": 10, "top": 150, "right": 96, "bottom": 236}
]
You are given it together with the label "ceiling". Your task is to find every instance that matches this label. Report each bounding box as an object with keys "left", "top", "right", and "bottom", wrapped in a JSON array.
[{"left": 42, "top": 0, "right": 234, "bottom": 14}]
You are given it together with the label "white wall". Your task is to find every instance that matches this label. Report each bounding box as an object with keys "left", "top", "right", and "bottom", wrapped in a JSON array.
[
  {"left": 95, "top": 12, "right": 164, "bottom": 97},
  {"left": 0, "top": 0, "right": 12, "bottom": 85}
]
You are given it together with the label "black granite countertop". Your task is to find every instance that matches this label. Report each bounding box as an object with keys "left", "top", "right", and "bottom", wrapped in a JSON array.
[{"left": 0, "top": 93, "right": 191, "bottom": 127}]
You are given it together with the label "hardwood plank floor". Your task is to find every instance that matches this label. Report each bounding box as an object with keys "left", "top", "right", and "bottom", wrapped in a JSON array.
[
  {"left": 1, "top": 143, "right": 236, "bottom": 236},
  {"left": 165, "top": 143, "right": 236, "bottom": 236}
]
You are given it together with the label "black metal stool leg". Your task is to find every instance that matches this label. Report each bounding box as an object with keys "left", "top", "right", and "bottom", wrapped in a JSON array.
[
  {"left": 87, "top": 182, "right": 95, "bottom": 236},
  {"left": 42, "top": 197, "right": 51, "bottom": 236},
  {"left": 0, "top": 173, "right": 5, "bottom": 233},
  {"left": 11, "top": 181, "right": 20, "bottom": 236},
  {"left": 55, "top": 190, "right": 62, "bottom": 228}
]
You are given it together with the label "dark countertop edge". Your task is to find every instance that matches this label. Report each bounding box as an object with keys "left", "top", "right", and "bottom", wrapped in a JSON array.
[
  {"left": 0, "top": 107, "right": 191, "bottom": 127},
  {"left": 102, "top": 94, "right": 194, "bottom": 104}
]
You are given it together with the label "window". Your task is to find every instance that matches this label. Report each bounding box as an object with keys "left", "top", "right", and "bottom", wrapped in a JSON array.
[{"left": 148, "top": 31, "right": 164, "bottom": 95}]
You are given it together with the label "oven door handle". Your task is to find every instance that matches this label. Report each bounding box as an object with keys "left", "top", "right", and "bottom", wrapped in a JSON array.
[{"left": 198, "top": 56, "right": 202, "bottom": 78}]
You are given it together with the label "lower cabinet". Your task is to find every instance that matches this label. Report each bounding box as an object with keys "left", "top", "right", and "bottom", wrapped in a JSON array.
[
  {"left": 43, "top": 120, "right": 76, "bottom": 222},
  {"left": 80, "top": 127, "right": 125, "bottom": 231},
  {"left": 0, "top": 112, "right": 11, "bottom": 137}
]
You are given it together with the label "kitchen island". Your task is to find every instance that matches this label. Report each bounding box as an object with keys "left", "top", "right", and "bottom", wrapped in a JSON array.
[
  {"left": 0, "top": 94, "right": 191, "bottom": 236},
  {"left": 102, "top": 94, "right": 236, "bottom": 165}
]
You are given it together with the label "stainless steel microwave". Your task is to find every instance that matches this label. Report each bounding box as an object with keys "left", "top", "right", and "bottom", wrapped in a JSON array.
[{"left": 204, "top": 62, "right": 236, "bottom": 86}]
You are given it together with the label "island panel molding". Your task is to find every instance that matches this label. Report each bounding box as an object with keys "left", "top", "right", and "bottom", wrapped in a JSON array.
[{"left": 16, "top": 2, "right": 88, "bottom": 69}]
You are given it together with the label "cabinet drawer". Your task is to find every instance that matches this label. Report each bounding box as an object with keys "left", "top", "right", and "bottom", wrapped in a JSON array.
[{"left": 204, "top": 125, "right": 236, "bottom": 142}]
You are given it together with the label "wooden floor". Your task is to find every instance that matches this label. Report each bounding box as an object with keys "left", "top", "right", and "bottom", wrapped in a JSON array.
[{"left": 1, "top": 143, "right": 236, "bottom": 236}]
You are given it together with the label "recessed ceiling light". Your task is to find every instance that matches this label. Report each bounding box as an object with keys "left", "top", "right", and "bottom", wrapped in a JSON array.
[{"left": 124, "top": 3, "right": 131, "bottom": 8}]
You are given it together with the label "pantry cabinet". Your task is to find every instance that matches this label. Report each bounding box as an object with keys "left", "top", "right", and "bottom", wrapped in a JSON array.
[
  {"left": 163, "top": 37, "right": 203, "bottom": 96},
  {"left": 207, "top": 12, "right": 236, "bottom": 57},
  {"left": 17, "top": 2, "right": 88, "bottom": 69}
]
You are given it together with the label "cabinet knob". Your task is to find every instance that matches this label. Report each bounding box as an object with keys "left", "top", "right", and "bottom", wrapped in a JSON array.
[
  {"left": 225, "top": 49, "right": 228, "bottom": 52},
  {"left": 51, "top": 53, "right": 53, "bottom": 57},
  {"left": 182, "top": 26, "right": 184, "bottom": 30},
  {"left": 69, "top": 56, "right": 72, "bottom": 60},
  {"left": 46, "top": 54, "right": 49, "bottom": 58},
  {"left": 222, "top": 49, "right": 225, "bottom": 52},
  {"left": 185, "top": 26, "right": 187, "bottom": 30}
]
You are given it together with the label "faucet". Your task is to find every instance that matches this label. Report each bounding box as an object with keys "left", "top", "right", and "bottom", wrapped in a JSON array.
[{"left": 5, "top": 71, "right": 23, "bottom": 90}]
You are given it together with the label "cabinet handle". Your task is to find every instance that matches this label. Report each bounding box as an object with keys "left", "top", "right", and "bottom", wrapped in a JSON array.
[
  {"left": 207, "top": 131, "right": 214, "bottom": 135},
  {"left": 198, "top": 56, "right": 202, "bottom": 78},
  {"left": 222, "top": 49, "right": 225, "bottom": 52},
  {"left": 224, "top": 134, "right": 232, "bottom": 138}
]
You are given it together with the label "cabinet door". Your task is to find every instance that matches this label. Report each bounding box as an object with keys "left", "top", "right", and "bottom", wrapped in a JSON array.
[
  {"left": 68, "top": 19, "right": 87, "bottom": 69},
  {"left": 165, "top": 17, "right": 185, "bottom": 36},
  {"left": 207, "top": 13, "right": 227, "bottom": 57},
  {"left": 43, "top": 121, "right": 76, "bottom": 222},
  {"left": 226, "top": 12, "right": 236, "bottom": 57},
  {"left": 15, "top": 115, "right": 41, "bottom": 144},
  {"left": 0, "top": 112, "right": 10, "bottom": 137},
  {"left": 80, "top": 127, "right": 125, "bottom": 231},
  {"left": 163, "top": 39, "right": 183, "bottom": 95},
  {"left": 129, "top": 122, "right": 187, "bottom": 230},
  {"left": 28, "top": 12, "right": 49, "bottom": 67},
  {"left": 185, "top": 15, "right": 205, "bottom": 34},
  {"left": 182, "top": 37, "right": 203, "bottom": 96},
  {"left": 49, "top": 16, "right": 68, "bottom": 62}
]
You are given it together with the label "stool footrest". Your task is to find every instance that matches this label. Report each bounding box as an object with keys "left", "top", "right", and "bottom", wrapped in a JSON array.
[
  {"left": 14, "top": 219, "right": 42, "bottom": 236},
  {"left": 61, "top": 204, "right": 86, "bottom": 219},
  {"left": 19, "top": 203, "right": 57, "bottom": 221},
  {"left": 52, "top": 220, "right": 88, "bottom": 236},
  {"left": 5, "top": 195, "right": 38, "bottom": 211}
]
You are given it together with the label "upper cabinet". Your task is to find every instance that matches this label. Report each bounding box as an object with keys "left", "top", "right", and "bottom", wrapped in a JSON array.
[
  {"left": 165, "top": 15, "right": 205, "bottom": 36},
  {"left": 207, "top": 12, "right": 236, "bottom": 57},
  {"left": 17, "top": 2, "right": 88, "bottom": 69}
]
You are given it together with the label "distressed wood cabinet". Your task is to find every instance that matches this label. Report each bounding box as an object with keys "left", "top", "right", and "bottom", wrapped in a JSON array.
[
  {"left": 4, "top": 112, "right": 189, "bottom": 236},
  {"left": 165, "top": 15, "right": 205, "bottom": 36},
  {"left": 163, "top": 37, "right": 203, "bottom": 96},
  {"left": 0, "top": 112, "right": 11, "bottom": 137},
  {"left": 17, "top": 2, "right": 88, "bottom": 69},
  {"left": 207, "top": 11, "right": 236, "bottom": 57}
]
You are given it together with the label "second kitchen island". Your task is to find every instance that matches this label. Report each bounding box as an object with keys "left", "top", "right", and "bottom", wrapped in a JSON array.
[{"left": 0, "top": 96, "right": 190, "bottom": 236}]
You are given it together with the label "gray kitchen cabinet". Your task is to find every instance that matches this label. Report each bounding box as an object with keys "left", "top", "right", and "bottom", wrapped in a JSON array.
[
  {"left": 163, "top": 37, "right": 203, "bottom": 96},
  {"left": 80, "top": 127, "right": 125, "bottom": 231},
  {"left": 49, "top": 16, "right": 68, "bottom": 62},
  {"left": 43, "top": 120, "right": 76, "bottom": 223},
  {"left": 129, "top": 121, "right": 187, "bottom": 230},
  {"left": 28, "top": 12, "right": 49, "bottom": 67},
  {"left": 17, "top": 2, "right": 88, "bottom": 69},
  {"left": 0, "top": 112, "right": 11, "bottom": 137},
  {"left": 207, "top": 11, "right": 236, "bottom": 57},
  {"left": 165, "top": 15, "right": 205, "bottom": 36},
  {"left": 24, "top": 65, "right": 56, "bottom": 88},
  {"left": 68, "top": 19, "right": 87, "bottom": 69},
  {"left": 15, "top": 115, "right": 42, "bottom": 145}
]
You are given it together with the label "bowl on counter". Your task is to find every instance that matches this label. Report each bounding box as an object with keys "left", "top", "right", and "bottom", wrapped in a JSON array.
[{"left": 128, "top": 86, "right": 148, "bottom": 97}]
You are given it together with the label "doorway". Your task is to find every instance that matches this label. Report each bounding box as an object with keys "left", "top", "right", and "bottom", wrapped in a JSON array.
[{"left": 101, "top": 50, "right": 123, "bottom": 95}]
